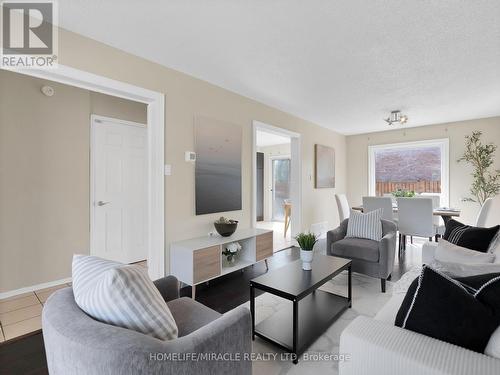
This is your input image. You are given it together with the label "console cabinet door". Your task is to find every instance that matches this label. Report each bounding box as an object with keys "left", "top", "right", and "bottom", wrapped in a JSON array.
[
  {"left": 256, "top": 232, "right": 273, "bottom": 261},
  {"left": 193, "top": 246, "right": 221, "bottom": 284}
]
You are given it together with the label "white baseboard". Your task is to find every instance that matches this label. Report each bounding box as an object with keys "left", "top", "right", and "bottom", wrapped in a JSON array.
[{"left": 0, "top": 277, "right": 72, "bottom": 300}]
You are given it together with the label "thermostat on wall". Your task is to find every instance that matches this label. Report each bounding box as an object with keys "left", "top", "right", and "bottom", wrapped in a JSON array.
[
  {"left": 164, "top": 164, "right": 172, "bottom": 176},
  {"left": 185, "top": 151, "right": 196, "bottom": 162}
]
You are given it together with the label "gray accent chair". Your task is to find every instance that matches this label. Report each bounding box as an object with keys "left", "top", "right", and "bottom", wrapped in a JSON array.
[
  {"left": 42, "top": 275, "right": 252, "bottom": 375},
  {"left": 327, "top": 219, "right": 397, "bottom": 292}
]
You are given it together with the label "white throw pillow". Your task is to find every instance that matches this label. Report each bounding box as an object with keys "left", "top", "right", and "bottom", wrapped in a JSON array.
[
  {"left": 429, "top": 260, "right": 500, "bottom": 278},
  {"left": 485, "top": 326, "right": 500, "bottom": 359},
  {"left": 435, "top": 239, "right": 495, "bottom": 264},
  {"left": 72, "top": 255, "right": 178, "bottom": 340},
  {"left": 346, "top": 209, "right": 383, "bottom": 241}
]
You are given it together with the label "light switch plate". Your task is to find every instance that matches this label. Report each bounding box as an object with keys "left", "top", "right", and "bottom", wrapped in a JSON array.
[
  {"left": 185, "top": 151, "right": 196, "bottom": 162},
  {"left": 164, "top": 164, "right": 172, "bottom": 176}
]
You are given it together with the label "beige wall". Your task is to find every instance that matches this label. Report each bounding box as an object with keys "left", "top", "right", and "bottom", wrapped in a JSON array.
[
  {"left": 90, "top": 91, "right": 147, "bottom": 124},
  {"left": 346, "top": 116, "right": 500, "bottom": 225},
  {"left": 0, "top": 70, "right": 147, "bottom": 292},
  {"left": 257, "top": 143, "right": 291, "bottom": 221},
  {"left": 57, "top": 28, "right": 346, "bottom": 276},
  {"left": 55, "top": 31, "right": 346, "bottom": 262},
  {"left": 1, "top": 29, "right": 346, "bottom": 292}
]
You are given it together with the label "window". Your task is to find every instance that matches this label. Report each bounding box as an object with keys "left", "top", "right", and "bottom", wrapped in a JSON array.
[{"left": 368, "top": 139, "right": 449, "bottom": 206}]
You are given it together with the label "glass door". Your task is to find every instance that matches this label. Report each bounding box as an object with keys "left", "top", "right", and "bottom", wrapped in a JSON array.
[{"left": 271, "top": 158, "right": 291, "bottom": 221}]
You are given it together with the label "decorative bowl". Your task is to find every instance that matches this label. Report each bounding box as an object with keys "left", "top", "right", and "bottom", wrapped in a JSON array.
[{"left": 214, "top": 221, "right": 238, "bottom": 237}]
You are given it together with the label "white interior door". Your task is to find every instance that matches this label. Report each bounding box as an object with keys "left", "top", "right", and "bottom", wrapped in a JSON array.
[{"left": 91, "top": 116, "right": 148, "bottom": 264}]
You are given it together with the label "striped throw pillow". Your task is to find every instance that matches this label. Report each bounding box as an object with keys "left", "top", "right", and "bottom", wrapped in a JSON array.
[
  {"left": 72, "top": 255, "right": 178, "bottom": 340},
  {"left": 346, "top": 209, "right": 383, "bottom": 241},
  {"left": 443, "top": 219, "right": 500, "bottom": 253}
]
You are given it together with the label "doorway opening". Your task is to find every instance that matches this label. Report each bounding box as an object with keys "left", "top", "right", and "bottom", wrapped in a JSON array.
[
  {"left": 0, "top": 65, "right": 165, "bottom": 302},
  {"left": 252, "top": 121, "right": 301, "bottom": 252},
  {"left": 271, "top": 157, "right": 291, "bottom": 221}
]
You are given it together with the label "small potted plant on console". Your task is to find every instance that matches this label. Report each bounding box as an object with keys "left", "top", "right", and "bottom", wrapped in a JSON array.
[{"left": 295, "top": 232, "right": 318, "bottom": 270}]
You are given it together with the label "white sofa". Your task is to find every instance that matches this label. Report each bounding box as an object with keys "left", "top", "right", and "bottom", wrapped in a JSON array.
[
  {"left": 339, "top": 246, "right": 500, "bottom": 375},
  {"left": 422, "top": 241, "right": 439, "bottom": 264},
  {"left": 339, "top": 315, "right": 500, "bottom": 375}
]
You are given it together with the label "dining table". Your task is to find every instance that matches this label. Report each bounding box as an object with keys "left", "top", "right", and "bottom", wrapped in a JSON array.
[{"left": 351, "top": 205, "right": 460, "bottom": 224}]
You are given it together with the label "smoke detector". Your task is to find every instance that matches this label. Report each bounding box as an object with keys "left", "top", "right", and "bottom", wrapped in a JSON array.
[{"left": 41, "top": 85, "right": 55, "bottom": 97}]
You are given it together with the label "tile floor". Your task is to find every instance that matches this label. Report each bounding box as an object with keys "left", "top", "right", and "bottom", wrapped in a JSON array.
[
  {"left": 0, "top": 259, "right": 148, "bottom": 343},
  {"left": 0, "top": 283, "right": 70, "bottom": 342}
]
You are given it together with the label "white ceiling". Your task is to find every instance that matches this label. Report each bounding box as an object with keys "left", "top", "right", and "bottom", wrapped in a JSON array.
[
  {"left": 256, "top": 130, "right": 290, "bottom": 147},
  {"left": 59, "top": 1, "right": 500, "bottom": 135}
]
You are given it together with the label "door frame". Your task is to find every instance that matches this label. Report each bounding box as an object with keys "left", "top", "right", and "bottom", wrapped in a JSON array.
[
  {"left": 2, "top": 65, "right": 166, "bottom": 280},
  {"left": 90, "top": 115, "right": 147, "bottom": 262},
  {"left": 252, "top": 120, "right": 302, "bottom": 237},
  {"left": 269, "top": 155, "right": 291, "bottom": 222}
]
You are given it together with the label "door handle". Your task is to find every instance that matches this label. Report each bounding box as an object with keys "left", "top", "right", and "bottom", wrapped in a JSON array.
[{"left": 97, "top": 201, "right": 110, "bottom": 206}]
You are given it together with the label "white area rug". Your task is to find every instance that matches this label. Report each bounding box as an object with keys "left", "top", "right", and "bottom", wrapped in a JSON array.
[{"left": 243, "top": 271, "right": 394, "bottom": 375}]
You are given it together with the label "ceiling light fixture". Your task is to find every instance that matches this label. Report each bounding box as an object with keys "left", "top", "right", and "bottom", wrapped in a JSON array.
[{"left": 384, "top": 110, "right": 408, "bottom": 126}]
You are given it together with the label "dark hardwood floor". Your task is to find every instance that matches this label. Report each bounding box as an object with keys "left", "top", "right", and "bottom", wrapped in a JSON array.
[
  {"left": 0, "top": 245, "right": 418, "bottom": 375},
  {"left": 180, "top": 246, "right": 301, "bottom": 313},
  {"left": 0, "top": 333, "right": 47, "bottom": 375}
]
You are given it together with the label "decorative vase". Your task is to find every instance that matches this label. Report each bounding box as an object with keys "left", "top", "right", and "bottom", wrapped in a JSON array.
[
  {"left": 222, "top": 255, "right": 237, "bottom": 268},
  {"left": 222, "top": 242, "right": 242, "bottom": 267},
  {"left": 300, "top": 249, "right": 313, "bottom": 271}
]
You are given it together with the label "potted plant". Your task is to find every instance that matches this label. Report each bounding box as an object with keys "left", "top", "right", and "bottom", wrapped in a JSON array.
[
  {"left": 391, "top": 188, "right": 416, "bottom": 198},
  {"left": 295, "top": 232, "right": 318, "bottom": 270},
  {"left": 458, "top": 131, "right": 500, "bottom": 205}
]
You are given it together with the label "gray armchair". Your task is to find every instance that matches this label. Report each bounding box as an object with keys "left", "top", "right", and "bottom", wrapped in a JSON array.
[
  {"left": 42, "top": 275, "right": 252, "bottom": 375},
  {"left": 327, "top": 219, "right": 397, "bottom": 292}
]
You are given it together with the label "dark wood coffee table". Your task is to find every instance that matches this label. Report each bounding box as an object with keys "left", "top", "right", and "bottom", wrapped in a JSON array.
[{"left": 250, "top": 255, "right": 352, "bottom": 364}]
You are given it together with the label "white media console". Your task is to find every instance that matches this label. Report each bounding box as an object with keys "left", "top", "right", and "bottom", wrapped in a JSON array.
[{"left": 170, "top": 228, "right": 273, "bottom": 298}]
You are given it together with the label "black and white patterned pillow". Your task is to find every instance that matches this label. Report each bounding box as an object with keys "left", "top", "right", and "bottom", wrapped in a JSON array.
[
  {"left": 443, "top": 219, "right": 499, "bottom": 253},
  {"left": 346, "top": 209, "right": 383, "bottom": 241},
  {"left": 72, "top": 255, "right": 178, "bottom": 340},
  {"left": 395, "top": 265, "right": 500, "bottom": 353}
]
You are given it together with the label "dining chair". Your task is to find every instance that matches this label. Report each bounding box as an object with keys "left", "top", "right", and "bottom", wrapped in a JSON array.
[
  {"left": 383, "top": 193, "right": 397, "bottom": 205},
  {"left": 419, "top": 193, "right": 444, "bottom": 240},
  {"left": 362, "top": 196, "right": 396, "bottom": 223},
  {"left": 476, "top": 197, "right": 500, "bottom": 227},
  {"left": 383, "top": 193, "right": 399, "bottom": 222},
  {"left": 335, "top": 194, "right": 350, "bottom": 222},
  {"left": 397, "top": 197, "right": 434, "bottom": 254}
]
